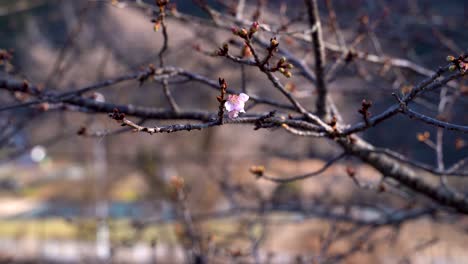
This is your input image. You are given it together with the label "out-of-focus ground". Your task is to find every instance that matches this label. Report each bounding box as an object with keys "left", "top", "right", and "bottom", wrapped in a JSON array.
[
  {"left": 2, "top": 160, "right": 468, "bottom": 263},
  {"left": 0, "top": 0, "right": 467, "bottom": 263}
]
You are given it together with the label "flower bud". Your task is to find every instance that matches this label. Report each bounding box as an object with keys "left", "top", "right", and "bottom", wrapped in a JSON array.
[
  {"left": 217, "top": 43, "right": 229, "bottom": 56},
  {"left": 270, "top": 38, "right": 279, "bottom": 48},
  {"left": 249, "top": 165, "right": 265, "bottom": 177},
  {"left": 238, "top": 28, "right": 248, "bottom": 38},
  {"left": 446, "top": 55, "right": 455, "bottom": 62},
  {"left": 153, "top": 21, "right": 161, "bottom": 32},
  {"left": 460, "top": 62, "right": 467, "bottom": 72},
  {"left": 242, "top": 44, "right": 252, "bottom": 57},
  {"left": 346, "top": 166, "right": 356, "bottom": 177},
  {"left": 416, "top": 131, "right": 430, "bottom": 142},
  {"left": 249, "top": 21, "right": 259, "bottom": 34}
]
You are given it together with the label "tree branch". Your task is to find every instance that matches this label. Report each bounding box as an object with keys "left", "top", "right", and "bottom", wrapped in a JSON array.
[{"left": 304, "top": 0, "right": 329, "bottom": 118}]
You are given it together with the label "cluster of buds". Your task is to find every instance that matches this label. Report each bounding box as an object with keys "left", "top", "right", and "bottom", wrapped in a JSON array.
[
  {"left": 232, "top": 21, "right": 260, "bottom": 40},
  {"left": 217, "top": 43, "right": 229, "bottom": 56},
  {"left": 217, "top": 78, "right": 228, "bottom": 121},
  {"left": 151, "top": 18, "right": 162, "bottom": 32},
  {"left": 416, "top": 131, "right": 430, "bottom": 142},
  {"left": 267, "top": 37, "right": 279, "bottom": 52},
  {"left": 447, "top": 55, "right": 468, "bottom": 73},
  {"left": 217, "top": 78, "right": 227, "bottom": 103},
  {"left": 109, "top": 108, "right": 125, "bottom": 121},
  {"left": 249, "top": 165, "right": 265, "bottom": 178},
  {"left": 151, "top": 0, "right": 170, "bottom": 32},
  {"left": 232, "top": 27, "right": 248, "bottom": 38},
  {"left": 358, "top": 99, "right": 372, "bottom": 125},
  {"left": 156, "top": 0, "right": 169, "bottom": 11},
  {"left": 274, "top": 56, "right": 294, "bottom": 78},
  {"left": 259, "top": 37, "right": 280, "bottom": 69}
]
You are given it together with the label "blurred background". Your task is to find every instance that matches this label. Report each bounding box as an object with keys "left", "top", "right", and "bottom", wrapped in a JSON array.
[{"left": 0, "top": 0, "right": 467, "bottom": 263}]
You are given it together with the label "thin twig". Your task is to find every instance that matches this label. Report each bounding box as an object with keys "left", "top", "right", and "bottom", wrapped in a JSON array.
[{"left": 258, "top": 153, "right": 346, "bottom": 183}]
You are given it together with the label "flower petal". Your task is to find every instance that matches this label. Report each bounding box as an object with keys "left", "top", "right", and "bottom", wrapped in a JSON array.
[
  {"left": 239, "top": 93, "right": 249, "bottom": 102},
  {"left": 233, "top": 101, "right": 245, "bottom": 112},
  {"left": 228, "top": 110, "right": 239, "bottom": 118},
  {"left": 224, "top": 101, "right": 234, "bottom": 111}
]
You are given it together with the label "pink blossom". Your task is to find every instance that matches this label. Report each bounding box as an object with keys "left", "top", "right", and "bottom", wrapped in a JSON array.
[{"left": 224, "top": 93, "right": 249, "bottom": 118}]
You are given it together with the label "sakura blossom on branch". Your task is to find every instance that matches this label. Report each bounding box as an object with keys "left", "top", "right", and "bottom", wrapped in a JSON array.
[{"left": 224, "top": 93, "right": 249, "bottom": 119}]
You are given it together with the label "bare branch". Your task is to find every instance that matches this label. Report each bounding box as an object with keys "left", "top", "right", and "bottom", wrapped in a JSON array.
[
  {"left": 304, "top": 0, "right": 329, "bottom": 117},
  {"left": 402, "top": 108, "right": 468, "bottom": 133},
  {"left": 255, "top": 152, "right": 346, "bottom": 183}
]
